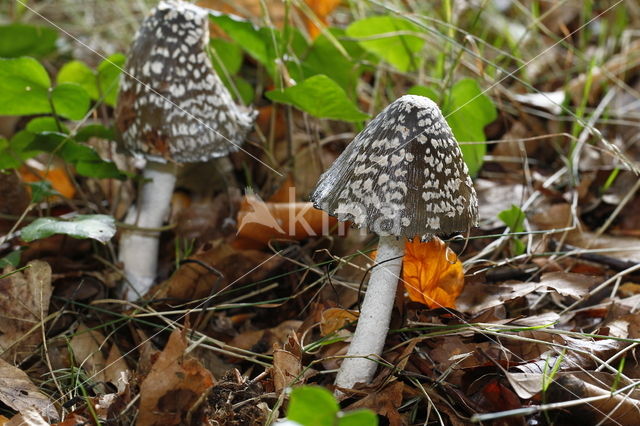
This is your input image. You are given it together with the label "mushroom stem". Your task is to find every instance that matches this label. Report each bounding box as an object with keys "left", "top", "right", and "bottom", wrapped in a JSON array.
[
  {"left": 335, "top": 235, "right": 405, "bottom": 391},
  {"left": 119, "top": 160, "right": 177, "bottom": 300}
]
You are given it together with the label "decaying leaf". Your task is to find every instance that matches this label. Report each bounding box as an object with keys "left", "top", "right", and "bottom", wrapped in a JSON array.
[
  {"left": 402, "top": 237, "right": 465, "bottom": 308},
  {"left": 155, "top": 240, "right": 283, "bottom": 300},
  {"left": 0, "top": 260, "right": 52, "bottom": 363},
  {"left": 457, "top": 271, "right": 601, "bottom": 314},
  {"left": 347, "top": 381, "right": 404, "bottom": 426},
  {"left": 137, "top": 329, "right": 215, "bottom": 426},
  {"left": 0, "top": 358, "right": 58, "bottom": 422},
  {"left": 320, "top": 307, "right": 358, "bottom": 336},
  {"left": 272, "top": 348, "right": 302, "bottom": 392}
]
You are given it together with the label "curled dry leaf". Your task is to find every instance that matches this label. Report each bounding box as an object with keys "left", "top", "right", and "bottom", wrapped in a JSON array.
[
  {"left": 402, "top": 237, "right": 464, "bottom": 309},
  {"left": 137, "top": 329, "right": 214, "bottom": 426},
  {"left": 320, "top": 307, "right": 358, "bottom": 336},
  {"left": 272, "top": 349, "right": 302, "bottom": 393},
  {"left": 69, "top": 324, "right": 129, "bottom": 388},
  {"left": 0, "top": 260, "right": 52, "bottom": 363},
  {"left": 346, "top": 381, "right": 404, "bottom": 426},
  {"left": 0, "top": 358, "right": 58, "bottom": 422}
]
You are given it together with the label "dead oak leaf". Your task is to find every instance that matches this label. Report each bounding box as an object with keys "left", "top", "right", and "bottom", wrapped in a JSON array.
[
  {"left": 347, "top": 381, "right": 405, "bottom": 426},
  {"left": 0, "top": 358, "right": 58, "bottom": 422},
  {"left": 137, "top": 329, "right": 214, "bottom": 426},
  {"left": 0, "top": 261, "right": 52, "bottom": 363}
]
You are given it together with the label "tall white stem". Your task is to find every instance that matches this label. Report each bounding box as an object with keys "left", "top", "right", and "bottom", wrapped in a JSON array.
[
  {"left": 119, "top": 161, "right": 177, "bottom": 300},
  {"left": 334, "top": 235, "right": 405, "bottom": 391}
]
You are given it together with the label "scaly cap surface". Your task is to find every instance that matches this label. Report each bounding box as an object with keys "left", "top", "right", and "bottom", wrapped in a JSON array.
[
  {"left": 116, "top": 0, "right": 256, "bottom": 163},
  {"left": 312, "top": 95, "right": 478, "bottom": 238}
]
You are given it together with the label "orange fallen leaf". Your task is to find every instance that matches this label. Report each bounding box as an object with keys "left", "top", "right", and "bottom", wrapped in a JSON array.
[
  {"left": 19, "top": 164, "right": 75, "bottom": 200},
  {"left": 402, "top": 237, "right": 464, "bottom": 309},
  {"left": 303, "top": 0, "right": 341, "bottom": 39}
]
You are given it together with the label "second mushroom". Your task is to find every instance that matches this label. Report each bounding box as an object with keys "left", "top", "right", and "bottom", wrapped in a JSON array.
[
  {"left": 312, "top": 95, "right": 478, "bottom": 391},
  {"left": 116, "top": 0, "right": 256, "bottom": 300}
]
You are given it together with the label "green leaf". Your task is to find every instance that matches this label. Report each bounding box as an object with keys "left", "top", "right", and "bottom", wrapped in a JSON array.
[
  {"left": 27, "top": 181, "right": 59, "bottom": 203},
  {"left": 210, "top": 38, "right": 243, "bottom": 76},
  {"left": 287, "top": 386, "right": 339, "bottom": 426},
  {"left": 26, "top": 116, "right": 67, "bottom": 134},
  {"left": 0, "top": 24, "right": 57, "bottom": 57},
  {"left": 0, "top": 250, "right": 21, "bottom": 268},
  {"left": 446, "top": 78, "right": 497, "bottom": 176},
  {"left": 51, "top": 83, "right": 90, "bottom": 120},
  {"left": 75, "top": 124, "right": 116, "bottom": 142},
  {"left": 26, "top": 132, "right": 127, "bottom": 180},
  {"left": 338, "top": 410, "right": 379, "bottom": 426},
  {"left": 302, "top": 31, "right": 359, "bottom": 96},
  {"left": 58, "top": 60, "right": 99, "bottom": 99},
  {"left": 21, "top": 214, "right": 116, "bottom": 243},
  {"left": 97, "top": 53, "right": 125, "bottom": 106},
  {"left": 498, "top": 204, "right": 525, "bottom": 233},
  {"left": 346, "top": 16, "right": 424, "bottom": 72},
  {"left": 209, "top": 14, "right": 275, "bottom": 75},
  {"left": 0, "top": 130, "right": 41, "bottom": 170},
  {"left": 266, "top": 75, "right": 368, "bottom": 122},
  {"left": 407, "top": 85, "right": 438, "bottom": 102},
  {"left": 233, "top": 76, "right": 255, "bottom": 105},
  {"left": 0, "top": 57, "right": 51, "bottom": 116}
]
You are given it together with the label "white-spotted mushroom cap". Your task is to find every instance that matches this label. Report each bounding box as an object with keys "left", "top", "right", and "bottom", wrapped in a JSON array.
[
  {"left": 116, "top": 0, "right": 256, "bottom": 163},
  {"left": 311, "top": 95, "right": 478, "bottom": 238}
]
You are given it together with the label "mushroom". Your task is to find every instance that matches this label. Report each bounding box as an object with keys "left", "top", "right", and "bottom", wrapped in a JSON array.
[
  {"left": 311, "top": 95, "right": 478, "bottom": 391},
  {"left": 115, "top": 0, "right": 255, "bottom": 300}
]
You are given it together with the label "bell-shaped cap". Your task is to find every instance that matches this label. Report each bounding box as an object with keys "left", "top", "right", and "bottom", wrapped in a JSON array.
[
  {"left": 116, "top": 0, "right": 255, "bottom": 163},
  {"left": 312, "top": 95, "right": 478, "bottom": 238}
]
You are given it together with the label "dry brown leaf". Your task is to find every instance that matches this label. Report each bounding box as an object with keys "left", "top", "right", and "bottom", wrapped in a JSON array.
[
  {"left": 69, "top": 324, "right": 108, "bottom": 384},
  {"left": 272, "top": 349, "right": 301, "bottom": 392},
  {"left": 539, "top": 271, "right": 600, "bottom": 298},
  {"left": 0, "top": 261, "right": 52, "bottom": 363},
  {"left": 402, "top": 237, "right": 464, "bottom": 309},
  {"left": 155, "top": 240, "right": 283, "bottom": 300},
  {"left": 320, "top": 307, "right": 358, "bottom": 336},
  {"left": 546, "top": 375, "right": 640, "bottom": 426},
  {"left": 458, "top": 272, "right": 599, "bottom": 315},
  {"left": 137, "top": 329, "right": 214, "bottom": 426},
  {"left": 0, "top": 358, "right": 58, "bottom": 422},
  {"left": 6, "top": 407, "right": 50, "bottom": 426},
  {"left": 347, "top": 381, "right": 405, "bottom": 426},
  {"left": 104, "top": 344, "right": 130, "bottom": 388}
]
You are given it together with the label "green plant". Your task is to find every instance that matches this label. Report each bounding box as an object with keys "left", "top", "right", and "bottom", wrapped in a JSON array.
[{"left": 283, "top": 386, "right": 377, "bottom": 426}]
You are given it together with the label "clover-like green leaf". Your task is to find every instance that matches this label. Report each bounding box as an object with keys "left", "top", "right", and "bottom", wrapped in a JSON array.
[
  {"left": 346, "top": 16, "right": 424, "bottom": 72},
  {"left": 0, "top": 24, "right": 57, "bottom": 57},
  {"left": 266, "top": 75, "right": 368, "bottom": 122},
  {"left": 0, "top": 57, "right": 51, "bottom": 116}
]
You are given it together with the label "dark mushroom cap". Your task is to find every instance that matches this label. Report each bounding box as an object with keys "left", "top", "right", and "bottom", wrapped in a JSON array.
[
  {"left": 311, "top": 95, "right": 478, "bottom": 238},
  {"left": 116, "top": 0, "right": 255, "bottom": 163}
]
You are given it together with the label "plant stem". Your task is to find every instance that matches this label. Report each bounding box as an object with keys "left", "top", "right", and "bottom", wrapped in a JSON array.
[
  {"left": 119, "top": 160, "right": 177, "bottom": 300},
  {"left": 334, "top": 235, "right": 405, "bottom": 391}
]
